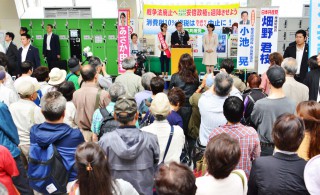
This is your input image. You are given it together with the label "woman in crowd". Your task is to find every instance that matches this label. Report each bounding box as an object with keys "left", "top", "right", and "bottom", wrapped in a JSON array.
[
  {"left": 259, "top": 52, "right": 283, "bottom": 94},
  {"left": 202, "top": 23, "right": 218, "bottom": 74},
  {"left": 169, "top": 53, "right": 199, "bottom": 135},
  {"left": 248, "top": 113, "right": 309, "bottom": 195},
  {"left": 196, "top": 133, "right": 247, "bottom": 195},
  {"left": 242, "top": 73, "right": 267, "bottom": 126},
  {"left": 33, "top": 66, "right": 51, "bottom": 96},
  {"left": 304, "top": 55, "right": 320, "bottom": 101},
  {"left": 297, "top": 101, "right": 320, "bottom": 160},
  {"left": 57, "top": 81, "right": 78, "bottom": 128},
  {"left": 155, "top": 162, "right": 197, "bottom": 195},
  {"left": 48, "top": 67, "right": 67, "bottom": 91},
  {"left": 167, "top": 87, "right": 185, "bottom": 128},
  {"left": 158, "top": 23, "right": 171, "bottom": 78},
  {"left": 69, "top": 142, "right": 138, "bottom": 195},
  {"left": 130, "top": 33, "right": 141, "bottom": 56}
]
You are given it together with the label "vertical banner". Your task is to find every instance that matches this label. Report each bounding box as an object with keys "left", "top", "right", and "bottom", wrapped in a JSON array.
[
  {"left": 237, "top": 8, "right": 257, "bottom": 70},
  {"left": 118, "top": 9, "right": 130, "bottom": 74},
  {"left": 258, "top": 7, "right": 279, "bottom": 74},
  {"left": 309, "top": 0, "right": 320, "bottom": 57}
]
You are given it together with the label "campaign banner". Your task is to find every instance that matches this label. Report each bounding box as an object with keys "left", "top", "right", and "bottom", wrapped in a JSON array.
[
  {"left": 237, "top": 8, "right": 257, "bottom": 70},
  {"left": 118, "top": 26, "right": 130, "bottom": 74},
  {"left": 258, "top": 7, "right": 279, "bottom": 74},
  {"left": 309, "top": 0, "right": 320, "bottom": 57},
  {"left": 143, "top": 4, "right": 239, "bottom": 57}
]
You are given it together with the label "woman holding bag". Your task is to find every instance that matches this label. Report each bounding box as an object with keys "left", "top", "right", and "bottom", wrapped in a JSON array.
[
  {"left": 202, "top": 23, "right": 218, "bottom": 74},
  {"left": 158, "top": 23, "right": 171, "bottom": 78}
]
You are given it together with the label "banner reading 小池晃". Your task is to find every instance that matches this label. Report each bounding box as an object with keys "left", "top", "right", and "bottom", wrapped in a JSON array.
[
  {"left": 144, "top": 4, "right": 239, "bottom": 57},
  {"left": 118, "top": 9, "right": 130, "bottom": 74},
  {"left": 309, "top": 0, "right": 320, "bottom": 57},
  {"left": 237, "top": 8, "right": 257, "bottom": 70},
  {"left": 258, "top": 7, "right": 279, "bottom": 74}
]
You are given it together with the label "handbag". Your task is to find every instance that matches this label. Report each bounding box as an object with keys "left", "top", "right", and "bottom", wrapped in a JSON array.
[
  {"left": 191, "top": 137, "right": 206, "bottom": 168},
  {"left": 193, "top": 156, "right": 207, "bottom": 178}
]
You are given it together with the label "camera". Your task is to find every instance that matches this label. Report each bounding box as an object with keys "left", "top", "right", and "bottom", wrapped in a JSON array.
[{"left": 134, "top": 51, "right": 147, "bottom": 76}]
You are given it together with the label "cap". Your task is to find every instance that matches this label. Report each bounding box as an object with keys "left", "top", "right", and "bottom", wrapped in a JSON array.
[
  {"left": 150, "top": 93, "right": 170, "bottom": 117},
  {"left": 304, "top": 154, "right": 320, "bottom": 194},
  {"left": 68, "top": 58, "right": 80, "bottom": 73},
  {"left": 48, "top": 68, "right": 67, "bottom": 86},
  {"left": 266, "top": 65, "right": 285, "bottom": 86},
  {"left": 0, "top": 71, "right": 6, "bottom": 80},
  {"left": 16, "top": 80, "right": 40, "bottom": 96},
  {"left": 114, "top": 95, "right": 137, "bottom": 117}
]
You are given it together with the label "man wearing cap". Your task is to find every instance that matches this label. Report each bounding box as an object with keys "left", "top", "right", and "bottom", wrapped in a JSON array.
[
  {"left": 0, "top": 70, "right": 18, "bottom": 106},
  {"left": 141, "top": 93, "right": 185, "bottom": 165},
  {"left": 73, "top": 65, "right": 109, "bottom": 142},
  {"left": 9, "top": 80, "right": 45, "bottom": 168},
  {"left": 99, "top": 95, "right": 160, "bottom": 195},
  {"left": 66, "top": 57, "right": 81, "bottom": 90},
  {"left": 251, "top": 66, "right": 295, "bottom": 156}
]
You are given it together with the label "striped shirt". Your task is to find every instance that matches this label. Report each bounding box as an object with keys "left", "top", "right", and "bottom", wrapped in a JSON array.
[{"left": 209, "top": 123, "right": 261, "bottom": 178}]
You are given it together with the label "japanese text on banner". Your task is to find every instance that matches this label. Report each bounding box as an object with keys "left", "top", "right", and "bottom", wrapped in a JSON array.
[{"left": 118, "top": 26, "right": 129, "bottom": 74}]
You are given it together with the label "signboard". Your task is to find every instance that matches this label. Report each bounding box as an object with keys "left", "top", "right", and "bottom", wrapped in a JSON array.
[
  {"left": 309, "top": 1, "right": 320, "bottom": 56},
  {"left": 258, "top": 7, "right": 279, "bottom": 74},
  {"left": 237, "top": 8, "right": 257, "bottom": 70},
  {"left": 118, "top": 9, "right": 131, "bottom": 74},
  {"left": 44, "top": 7, "right": 91, "bottom": 18}
]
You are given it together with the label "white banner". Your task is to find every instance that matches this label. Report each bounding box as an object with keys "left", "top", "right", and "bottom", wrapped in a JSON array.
[
  {"left": 258, "top": 7, "right": 279, "bottom": 74},
  {"left": 237, "top": 8, "right": 257, "bottom": 70},
  {"left": 309, "top": 1, "right": 320, "bottom": 57}
]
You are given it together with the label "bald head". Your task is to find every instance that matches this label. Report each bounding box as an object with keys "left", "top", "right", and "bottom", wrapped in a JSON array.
[{"left": 80, "top": 65, "right": 97, "bottom": 82}]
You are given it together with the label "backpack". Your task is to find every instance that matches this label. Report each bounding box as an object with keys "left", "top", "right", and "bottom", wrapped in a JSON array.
[
  {"left": 98, "top": 108, "right": 120, "bottom": 140},
  {"left": 66, "top": 73, "right": 74, "bottom": 81},
  {"left": 138, "top": 97, "right": 153, "bottom": 115},
  {"left": 28, "top": 143, "right": 69, "bottom": 194}
]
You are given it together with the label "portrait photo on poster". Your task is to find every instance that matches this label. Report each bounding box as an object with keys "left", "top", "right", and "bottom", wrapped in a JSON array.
[
  {"left": 119, "top": 11, "right": 128, "bottom": 26},
  {"left": 239, "top": 10, "right": 250, "bottom": 25}
]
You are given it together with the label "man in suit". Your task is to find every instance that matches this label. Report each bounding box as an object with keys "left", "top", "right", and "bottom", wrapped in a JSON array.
[
  {"left": 43, "top": 24, "right": 60, "bottom": 70},
  {"left": 171, "top": 21, "right": 190, "bottom": 46},
  {"left": 18, "top": 33, "right": 41, "bottom": 71},
  {"left": 239, "top": 11, "right": 250, "bottom": 25},
  {"left": 4, "top": 32, "right": 19, "bottom": 76},
  {"left": 283, "top": 29, "right": 309, "bottom": 83}
]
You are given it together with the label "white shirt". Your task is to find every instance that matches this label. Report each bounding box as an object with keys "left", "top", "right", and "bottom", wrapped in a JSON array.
[
  {"left": 141, "top": 120, "right": 185, "bottom": 165},
  {"left": 9, "top": 99, "right": 45, "bottom": 145},
  {"left": 14, "top": 75, "right": 39, "bottom": 91},
  {"left": 38, "top": 81, "right": 51, "bottom": 96},
  {"left": 64, "top": 101, "right": 78, "bottom": 129},
  {"left": 21, "top": 43, "right": 31, "bottom": 62},
  {"left": 46, "top": 33, "right": 52, "bottom": 50},
  {"left": 0, "top": 83, "right": 19, "bottom": 106},
  {"left": 296, "top": 45, "right": 304, "bottom": 75},
  {"left": 196, "top": 170, "right": 248, "bottom": 195}
]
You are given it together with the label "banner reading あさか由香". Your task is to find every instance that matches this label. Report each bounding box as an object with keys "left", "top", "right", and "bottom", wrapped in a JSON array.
[{"left": 143, "top": 4, "right": 240, "bottom": 57}]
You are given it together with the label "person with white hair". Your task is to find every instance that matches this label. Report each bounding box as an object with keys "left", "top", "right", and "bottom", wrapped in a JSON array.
[
  {"left": 0, "top": 70, "right": 18, "bottom": 106},
  {"left": 282, "top": 57, "right": 309, "bottom": 106},
  {"left": 114, "top": 56, "right": 144, "bottom": 97},
  {"left": 135, "top": 72, "right": 156, "bottom": 108}
]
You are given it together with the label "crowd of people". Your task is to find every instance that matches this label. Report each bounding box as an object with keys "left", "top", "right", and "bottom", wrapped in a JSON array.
[{"left": 0, "top": 25, "right": 319, "bottom": 195}]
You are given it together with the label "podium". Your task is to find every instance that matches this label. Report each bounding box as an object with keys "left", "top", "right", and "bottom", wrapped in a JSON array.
[{"left": 171, "top": 45, "right": 193, "bottom": 75}]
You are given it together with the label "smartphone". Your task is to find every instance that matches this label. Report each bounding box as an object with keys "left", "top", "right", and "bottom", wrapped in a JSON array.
[{"left": 12, "top": 76, "right": 16, "bottom": 81}]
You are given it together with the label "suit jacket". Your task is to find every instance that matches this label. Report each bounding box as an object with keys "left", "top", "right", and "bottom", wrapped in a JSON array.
[
  {"left": 283, "top": 43, "right": 309, "bottom": 81},
  {"left": 5, "top": 42, "right": 18, "bottom": 70},
  {"left": 304, "top": 68, "right": 320, "bottom": 101},
  {"left": 171, "top": 30, "right": 190, "bottom": 45},
  {"left": 18, "top": 45, "right": 41, "bottom": 69},
  {"left": 239, "top": 20, "right": 250, "bottom": 25},
  {"left": 42, "top": 33, "right": 60, "bottom": 56},
  {"left": 248, "top": 152, "right": 309, "bottom": 195}
]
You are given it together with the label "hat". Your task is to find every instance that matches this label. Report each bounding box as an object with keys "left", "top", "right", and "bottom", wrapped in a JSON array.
[
  {"left": 16, "top": 80, "right": 40, "bottom": 96},
  {"left": 266, "top": 65, "right": 285, "bottom": 86},
  {"left": 304, "top": 154, "right": 320, "bottom": 194},
  {"left": 48, "top": 68, "right": 67, "bottom": 86},
  {"left": 150, "top": 93, "right": 171, "bottom": 117},
  {"left": 114, "top": 95, "right": 137, "bottom": 117},
  {"left": 0, "top": 71, "right": 6, "bottom": 80},
  {"left": 68, "top": 58, "right": 80, "bottom": 73}
]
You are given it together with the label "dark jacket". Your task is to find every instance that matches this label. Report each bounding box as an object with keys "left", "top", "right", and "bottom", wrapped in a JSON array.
[
  {"left": 30, "top": 122, "right": 85, "bottom": 182},
  {"left": 18, "top": 45, "right": 41, "bottom": 69},
  {"left": 5, "top": 41, "right": 19, "bottom": 76},
  {"left": 171, "top": 30, "right": 190, "bottom": 45},
  {"left": 283, "top": 43, "right": 309, "bottom": 82},
  {"left": 248, "top": 152, "right": 309, "bottom": 195},
  {"left": 169, "top": 74, "right": 199, "bottom": 133},
  {"left": 42, "top": 33, "right": 60, "bottom": 56},
  {"left": 304, "top": 68, "right": 320, "bottom": 101},
  {"left": 99, "top": 126, "right": 159, "bottom": 195},
  {"left": 0, "top": 103, "right": 20, "bottom": 158}
]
